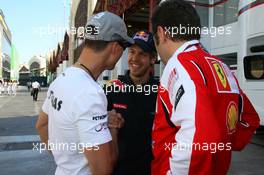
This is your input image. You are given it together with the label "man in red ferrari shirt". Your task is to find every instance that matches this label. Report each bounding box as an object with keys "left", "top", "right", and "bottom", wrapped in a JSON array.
[{"left": 151, "top": 0, "right": 260, "bottom": 175}]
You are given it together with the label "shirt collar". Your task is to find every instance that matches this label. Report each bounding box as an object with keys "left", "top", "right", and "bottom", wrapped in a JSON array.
[
  {"left": 174, "top": 40, "right": 199, "bottom": 55},
  {"left": 123, "top": 70, "right": 156, "bottom": 86},
  {"left": 166, "top": 39, "right": 199, "bottom": 66},
  {"left": 160, "top": 40, "right": 199, "bottom": 88}
]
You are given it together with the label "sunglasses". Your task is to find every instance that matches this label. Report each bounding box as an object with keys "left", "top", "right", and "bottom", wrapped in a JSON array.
[{"left": 117, "top": 40, "right": 130, "bottom": 50}]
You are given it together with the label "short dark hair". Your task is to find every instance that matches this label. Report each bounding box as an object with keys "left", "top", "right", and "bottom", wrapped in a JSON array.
[
  {"left": 84, "top": 39, "right": 110, "bottom": 52},
  {"left": 150, "top": 51, "right": 157, "bottom": 60},
  {"left": 152, "top": 0, "right": 201, "bottom": 42}
]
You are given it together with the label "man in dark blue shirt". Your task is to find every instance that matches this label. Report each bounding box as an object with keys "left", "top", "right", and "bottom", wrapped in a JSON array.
[{"left": 106, "top": 31, "right": 158, "bottom": 175}]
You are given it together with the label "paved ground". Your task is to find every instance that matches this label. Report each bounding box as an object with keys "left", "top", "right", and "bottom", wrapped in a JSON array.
[
  {"left": 0, "top": 86, "right": 263, "bottom": 175},
  {"left": 0, "top": 86, "right": 46, "bottom": 118},
  {"left": 0, "top": 150, "right": 56, "bottom": 175},
  {"left": 0, "top": 116, "right": 38, "bottom": 136},
  {"left": 228, "top": 142, "right": 264, "bottom": 175},
  {"left": 0, "top": 87, "right": 56, "bottom": 175},
  {"left": 0, "top": 86, "right": 45, "bottom": 136}
]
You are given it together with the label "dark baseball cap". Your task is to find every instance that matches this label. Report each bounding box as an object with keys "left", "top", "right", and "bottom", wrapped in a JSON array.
[
  {"left": 132, "top": 31, "right": 156, "bottom": 53},
  {"left": 84, "top": 11, "right": 134, "bottom": 47}
]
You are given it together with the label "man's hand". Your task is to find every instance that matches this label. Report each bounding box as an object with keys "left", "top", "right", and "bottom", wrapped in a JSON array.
[{"left": 108, "top": 109, "right": 124, "bottom": 129}]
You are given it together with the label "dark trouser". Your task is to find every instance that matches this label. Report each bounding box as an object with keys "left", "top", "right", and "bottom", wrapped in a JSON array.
[
  {"left": 32, "top": 88, "right": 39, "bottom": 101},
  {"left": 112, "top": 158, "right": 151, "bottom": 175}
]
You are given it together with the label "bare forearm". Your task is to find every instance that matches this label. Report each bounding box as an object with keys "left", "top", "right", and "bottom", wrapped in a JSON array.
[
  {"left": 109, "top": 128, "right": 119, "bottom": 164},
  {"left": 85, "top": 130, "right": 119, "bottom": 175},
  {"left": 37, "top": 125, "right": 51, "bottom": 153},
  {"left": 36, "top": 112, "right": 49, "bottom": 146}
]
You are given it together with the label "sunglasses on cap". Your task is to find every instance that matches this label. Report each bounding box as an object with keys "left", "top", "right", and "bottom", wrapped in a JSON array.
[{"left": 117, "top": 40, "right": 130, "bottom": 50}]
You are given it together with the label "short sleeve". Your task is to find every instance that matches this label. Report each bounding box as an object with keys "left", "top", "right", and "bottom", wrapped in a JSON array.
[
  {"left": 73, "top": 90, "right": 112, "bottom": 147},
  {"left": 42, "top": 90, "right": 50, "bottom": 114}
]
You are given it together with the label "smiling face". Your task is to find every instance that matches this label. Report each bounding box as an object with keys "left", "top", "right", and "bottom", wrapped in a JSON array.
[{"left": 128, "top": 44, "right": 155, "bottom": 78}]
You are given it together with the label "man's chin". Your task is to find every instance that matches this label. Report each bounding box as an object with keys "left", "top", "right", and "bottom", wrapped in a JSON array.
[
  {"left": 130, "top": 71, "right": 143, "bottom": 77},
  {"left": 106, "top": 64, "right": 117, "bottom": 70},
  {"left": 129, "top": 67, "right": 141, "bottom": 74}
]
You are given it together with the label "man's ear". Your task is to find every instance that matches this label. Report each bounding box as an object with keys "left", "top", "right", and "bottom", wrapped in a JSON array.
[
  {"left": 102, "top": 42, "right": 115, "bottom": 57},
  {"left": 114, "top": 42, "right": 122, "bottom": 53},
  {"left": 108, "top": 42, "right": 120, "bottom": 56},
  {"left": 157, "top": 26, "right": 170, "bottom": 44},
  {"left": 150, "top": 54, "right": 156, "bottom": 65}
]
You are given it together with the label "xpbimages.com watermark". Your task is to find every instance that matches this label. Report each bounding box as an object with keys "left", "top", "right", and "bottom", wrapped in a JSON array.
[
  {"left": 33, "top": 25, "right": 99, "bottom": 38},
  {"left": 104, "top": 83, "right": 166, "bottom": 95},
  {"left": 164, "top": 142, "right": 232, "bottom": 154},
  {"left": 163, "top": 25, "right": 232, "bottom": 38},
  {"left": 33, "top": 24, "right": 232, "bottom": 38},
  {"left": 33, "top": 141, "right": 232, "bottom": 154},
  {"left": 32, "top": 141, "right": 100, "bottom": 153}
]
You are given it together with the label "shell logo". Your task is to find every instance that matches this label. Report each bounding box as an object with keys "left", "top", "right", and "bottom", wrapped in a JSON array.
[{"left": 226, "top": 102, "right": 238, "bottom": 134}]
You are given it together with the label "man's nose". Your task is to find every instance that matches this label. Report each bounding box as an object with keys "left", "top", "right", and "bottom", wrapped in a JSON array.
[{"left": 130, "top": 53, "right": 139, "bottom": 62}]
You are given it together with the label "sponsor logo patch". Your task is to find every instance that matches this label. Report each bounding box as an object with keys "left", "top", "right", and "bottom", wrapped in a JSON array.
[
  {"left": 213, "top": 62, "right": 227, "bottom": 88},
  {"left": 168, "top": 68, "right": 178, "bottom": 93},
  {"left": 134, "top": 31, "right": 149, "bottom": 42},
  {"left": 226, "top": 101, "right": 238, "bottom": 134},
  {"left": 206, "top": 57, "right": 231, "bottom": 92},
  {"left": 95, "top": 122, "right": 108, "bottom": 132},
  {"left": 174, "top": 85, "right": 185, "bottom": 111},
  {"left": 113, "top": 103, "right": 128, "bottom": 109},
  {"left": 92, "top": 114, "right": 107, "bottom": 121},
  {"left": 48, "top": 90, "right": 63, "bottom": 111}
]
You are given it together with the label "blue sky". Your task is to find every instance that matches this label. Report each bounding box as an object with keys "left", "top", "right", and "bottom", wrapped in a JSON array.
[{"left": 0, "top": 0, "right": 71, "bottom": 65}]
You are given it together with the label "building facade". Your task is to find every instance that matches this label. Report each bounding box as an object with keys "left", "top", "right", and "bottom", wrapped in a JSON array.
[
  {"left": 0, "top": 9, "right": 12, "bottom": 81},
  {"left": 63, "top": 0, "right": 264, "bottom": 124},
  {"left": 68, "top": 0, "right": 97, "bottom": 66},
  {"left": 65, "top": 0, "right": 264, "bottom": 77},
  {"left": 46, "top": 32, "right": 70, "bottom": 83},
  {"left": 28, "top": 55, "right": 47, "bottom": 77},
  {"left": 18, "top": 64, "right": 30, "bottom": 86}
]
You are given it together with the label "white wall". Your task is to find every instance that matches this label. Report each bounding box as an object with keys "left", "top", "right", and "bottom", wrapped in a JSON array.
[
  {"left": 212, "top": 22, "right": 238, "bottom": 55},
  {"left": 201, "top": 22, "right": 239, "bottom": 56}
]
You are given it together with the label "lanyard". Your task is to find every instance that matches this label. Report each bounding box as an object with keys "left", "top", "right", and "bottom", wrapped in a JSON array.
[{"left": 77, "top": 62, "right": 96, "bottom": 81}]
